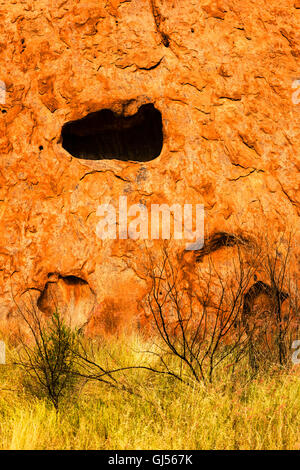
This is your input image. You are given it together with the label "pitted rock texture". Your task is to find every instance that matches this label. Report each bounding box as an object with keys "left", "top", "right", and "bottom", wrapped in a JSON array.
[{"left": 0, "top": 0, "right": 299, "bottom": 336}]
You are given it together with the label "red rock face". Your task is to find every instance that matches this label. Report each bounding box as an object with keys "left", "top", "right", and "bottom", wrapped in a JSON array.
[{"left": 0, "top": 0, "right": 299, "bottom": 336}]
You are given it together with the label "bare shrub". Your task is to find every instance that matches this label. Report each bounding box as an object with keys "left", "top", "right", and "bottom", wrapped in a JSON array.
[
  {"left": 139, "top": 243, "right": 259, "bottom": 385},
  {"left": 13, "top": 293, "right": 81, "bottom": 411},
  {"left": 12, "top": 290, "right": 152, "bottom": 408},
  {"left": 139, "top": 235, "right": 299, "bottom": 384}
]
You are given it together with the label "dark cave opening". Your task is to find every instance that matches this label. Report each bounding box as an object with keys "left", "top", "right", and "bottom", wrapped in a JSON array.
[{"left": 61, "top": 103, "right": 163, "bottom": 162}]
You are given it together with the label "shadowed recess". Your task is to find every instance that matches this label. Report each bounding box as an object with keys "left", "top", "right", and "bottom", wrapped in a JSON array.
[
  {"left": 242, "top": 281, "right": 289, "bottom": 325},
  {"left": 37, "top": 274, "right": 96, "bottom": 329},
  {"left": 195, "top": 232, "right": 250, "bottom": 262},
  {"left": 61, "top": 103, "right": 163, "bottom": 162}
]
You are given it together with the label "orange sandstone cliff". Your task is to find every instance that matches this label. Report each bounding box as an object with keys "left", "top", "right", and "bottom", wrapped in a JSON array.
[{"left": 0, "top": 0, "right": 299, "bottom": 336}]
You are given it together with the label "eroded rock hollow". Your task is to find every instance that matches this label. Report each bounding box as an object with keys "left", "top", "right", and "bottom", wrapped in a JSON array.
[{"left": 61, "top": 103, "right": 163, "bottom": 161}]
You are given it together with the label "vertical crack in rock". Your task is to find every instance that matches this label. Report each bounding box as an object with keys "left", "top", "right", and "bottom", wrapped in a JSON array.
[
  {"left": 61, "top": 103, "right": 163, "bottom": 162},
  {"left": 149, "top": 0, "right": 170, "bottom": 48}
]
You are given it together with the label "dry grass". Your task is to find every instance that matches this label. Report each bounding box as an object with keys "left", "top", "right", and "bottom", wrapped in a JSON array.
[{"left": 0, "top": 334, "right": 299, "bottom": 450}]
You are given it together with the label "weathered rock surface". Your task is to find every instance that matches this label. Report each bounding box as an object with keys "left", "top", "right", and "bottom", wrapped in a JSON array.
[{"left": 0, "top": 0, "right": 299, "bottom": 336}]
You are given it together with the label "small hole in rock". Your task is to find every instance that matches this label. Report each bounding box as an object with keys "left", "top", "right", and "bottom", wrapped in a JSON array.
[
  {"left": 162, "top": 33, "right": 170, "bottom": 47},
  {"left": 39, "top": 145, "right": 43, "bottom": 151},
  {"left": 1, "top": 109, "right": 7, "bottom": 114},
  {"left": 61, "top": 103, "right": 163, "bottom": 162}
]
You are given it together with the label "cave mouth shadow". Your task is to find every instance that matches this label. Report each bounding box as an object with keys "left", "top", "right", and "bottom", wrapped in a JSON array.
[{"left": 61, "top": 103, "right": 163, "bottom": 162}]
